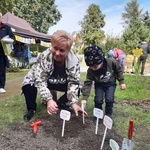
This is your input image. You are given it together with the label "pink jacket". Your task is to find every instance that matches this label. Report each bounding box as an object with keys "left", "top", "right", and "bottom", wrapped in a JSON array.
[{"left": 114, "top": 49, "right": 125, "bottom": 59}]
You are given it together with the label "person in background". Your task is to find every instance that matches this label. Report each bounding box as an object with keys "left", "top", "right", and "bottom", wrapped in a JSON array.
[
  {"left": 107, "top": 46, "right": 114, "bottom": 58},
  {"left": 22, "top": 43, "right": 31, "bottom": 69},
  {"left": 138, "top": 41, "right": 150, "bottom": 75},
  {"left": 81, "top": 45, "right": 126, "bottom": 122},
  {"left": 114, "top": 48, "right": 126, "bottom": 72},
  {"left": 22, "top": 30, "right": 88, "bottom": 121},
  {"left": 0, "top": 12, "right": 15, "bottom": 94}
]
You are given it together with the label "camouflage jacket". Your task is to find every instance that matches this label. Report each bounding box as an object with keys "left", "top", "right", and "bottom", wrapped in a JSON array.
[{"left": 22, "top": 48, "right": 80, "bottom": 104}]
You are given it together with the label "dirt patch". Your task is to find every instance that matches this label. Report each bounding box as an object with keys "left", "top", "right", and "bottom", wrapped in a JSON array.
[
  {"left": 116, "top": 100, "right": 150, "bottom": 111},
  {"left": 0, "top": 114, "right": 122, "bottom": 150}
]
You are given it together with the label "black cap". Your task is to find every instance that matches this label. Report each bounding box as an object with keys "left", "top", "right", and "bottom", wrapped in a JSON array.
[{"left": 84, "top": 45, "right": 104, "bottom": 66}]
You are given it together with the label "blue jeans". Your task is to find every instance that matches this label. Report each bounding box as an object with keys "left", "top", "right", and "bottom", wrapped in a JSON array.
[{"left": 94, "top": 83, "right": 116, "bottom": 116}]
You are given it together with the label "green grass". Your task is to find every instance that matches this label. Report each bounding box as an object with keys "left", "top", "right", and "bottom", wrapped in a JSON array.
[
  {"left": 6, "top": 69, "right": 29, "bottom": 80},
  {"left": 0, "top": 95, "right": 26, "bottom": 130},
  {"left": 0, "top": 94, "right": 47, "bottom": 131},
  {"left": 115, "top": 75, "right": 150, "bottom": 101},
  {"left": 0, "top": 71, "right": 150, "bottom": 149}
]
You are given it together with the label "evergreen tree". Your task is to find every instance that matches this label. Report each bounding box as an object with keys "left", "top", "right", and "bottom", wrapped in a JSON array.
[
  {"left": 121, "top": 0, "right": 149, "bottom": 52},
  {"left": 143, "top": 11, "right": 150, "bottom": 28},
  {"left": 142, "top": 11, "right": 150, "bottom": 43},
  {"left": 79, "top": 4, "right": 105, "bottom": 47},
  {"left": 13, "top": 0, "right": 62, "bottom": 33},
  {"left": 122, "top": 0, "right": 142, "bottom": 28}
]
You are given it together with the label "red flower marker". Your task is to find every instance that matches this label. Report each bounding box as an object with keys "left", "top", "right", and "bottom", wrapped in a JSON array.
[{"left": 30, "top": 120, "right": 42, "bottom": 134}]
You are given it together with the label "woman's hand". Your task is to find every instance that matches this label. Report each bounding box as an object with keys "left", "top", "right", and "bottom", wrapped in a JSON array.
[
  {"left": 71, "top": 103, "right": 88, "bottom": 117},
  {"left": 47, "top": 100, "right": 59, "bottom": 115}
]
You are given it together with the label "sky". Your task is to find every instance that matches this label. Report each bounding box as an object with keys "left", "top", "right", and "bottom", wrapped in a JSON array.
[{"left": 48, "top": 0, "right": 150, "bottom": 36}]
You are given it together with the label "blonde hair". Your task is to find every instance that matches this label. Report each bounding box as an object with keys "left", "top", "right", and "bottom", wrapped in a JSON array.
[{"left": 51, "top": 30, "right": 73, "bottom": 50}]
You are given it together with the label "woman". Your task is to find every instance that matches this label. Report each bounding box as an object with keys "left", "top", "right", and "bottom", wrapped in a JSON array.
[
  {"left": 114, "top": 48, "right": 126, "bottom": 72},
  {"left": 22, "top": 30, "right": 87, "bottom": 121}
]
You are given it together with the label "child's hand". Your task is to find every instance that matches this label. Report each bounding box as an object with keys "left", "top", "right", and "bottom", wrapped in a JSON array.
[{"left": 120, "top": 84, "right": 126, "bottom": 90}]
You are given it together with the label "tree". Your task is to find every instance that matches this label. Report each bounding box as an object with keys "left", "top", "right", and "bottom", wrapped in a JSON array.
[
  {"left": 79, "top": 4, "right": 105, "bottom": 47},
  {"left": 121, "top": 0, "right": 142, "bottom": 28},
  {"left": 142, "top": 11, "right": 150, "bottom": 43},
  {"left": 0, "top": 0, "right": 19, "bottom": 14},
  {"left": 121, "top": 0, "right": 149, "bottom": 52},
  {"left": 13, "top": 0, "right": 62, "bottom": 33},
  {"left": 143, "top": 11, "right": 150, "bottom": 28}
]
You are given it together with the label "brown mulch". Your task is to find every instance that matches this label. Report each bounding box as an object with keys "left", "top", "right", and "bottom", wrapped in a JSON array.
[{"left": 116, "top": 100, "right": 150, "bottom": 111}]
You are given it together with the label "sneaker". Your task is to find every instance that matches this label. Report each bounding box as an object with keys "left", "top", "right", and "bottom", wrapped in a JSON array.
[
  {"left": 24, "top": 109, "right": 35, "bottom": 122},
  {"left": 0, "top": 88, "right": 6, "bottom": 94}
]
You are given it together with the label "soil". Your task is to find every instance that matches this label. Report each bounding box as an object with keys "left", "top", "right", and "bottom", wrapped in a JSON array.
[
  {"left": 0, "top": 76, "right": 123, "bottom": 150},
  {"left": 0, "top": 114, "right": 123, "bottom": 150},
  {"left": 0, "top": 74, "right": 150, "bottom": 150}
]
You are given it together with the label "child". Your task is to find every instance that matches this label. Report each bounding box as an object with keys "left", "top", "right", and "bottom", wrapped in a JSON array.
[
  {"left": 107, "top": 47, "right": 115, "bottom": 58},
  {"left": 81, "top": 45, "right": 126, "bottom": 121}
]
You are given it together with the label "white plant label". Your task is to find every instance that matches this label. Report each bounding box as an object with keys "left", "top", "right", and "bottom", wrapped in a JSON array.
[
  {"left": 109, "top": 139, "right": 119, "bottom": 150},
  {"left": 93, "top": 108, "right": 103, "bottom": 135},
  {"left": 60, "top": 110, "right": 71, "bottom": 137},
  {"left": 100, "top": 116, "right": 113, "bottom": 150},
  {"left": 60, "top": 110, "right": 71, "bottom": 121},
  {"left": 103, "top": 115, "right": 113, "bottom": 129},
  {"left": 93, "top": 108, "right": 103, "bottom": 119}
]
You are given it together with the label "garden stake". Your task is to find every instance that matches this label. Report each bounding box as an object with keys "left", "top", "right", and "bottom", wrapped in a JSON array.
[
  {"left": 81, "top": 104, "right": 85, "bottom": 124},
  {"left": 30, "top": 120, "right": 42, "bottom": 134},
  {"left": 60, "top": 110, "right": 71, "bottom": 137},
  {"left": 100, "top": 115, "right": 113, "bottom": 150},
  {"left": 93, "top": 108, "right": 103, "bottom": 135}
]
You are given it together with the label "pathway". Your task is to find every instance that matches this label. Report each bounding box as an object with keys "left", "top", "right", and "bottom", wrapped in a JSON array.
[{"left": 0, "top": 77, "right": 23, "bottom": 100}]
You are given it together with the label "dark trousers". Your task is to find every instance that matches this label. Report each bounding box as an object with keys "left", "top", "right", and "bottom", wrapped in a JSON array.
[
  {"left": 22, "top": 85, "right": 37, "bottom": 111},
  {"left": 0, "top": 56, "right": 6, "bottom": 88},
  {"left": 22, "top": 84, "right": 68, "bottom": 111},
  {"left": 94, "top": 84, "right": 116, "bottom": 115},
  {"left": 138, "top": 56, "right": 147, "bottom": 74}
]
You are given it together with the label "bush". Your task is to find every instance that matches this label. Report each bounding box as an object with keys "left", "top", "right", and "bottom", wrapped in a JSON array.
[{"left": 6, "top": 63, "right": 20, "bottom": 72}]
